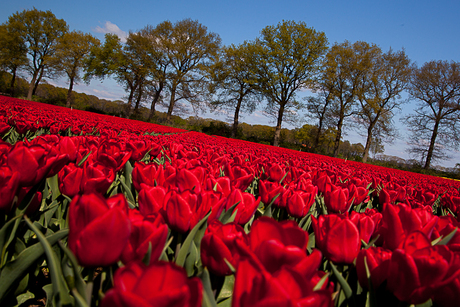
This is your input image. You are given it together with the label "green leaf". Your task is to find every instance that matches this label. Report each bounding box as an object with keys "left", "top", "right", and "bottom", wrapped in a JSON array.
[
  {"left": 226, "top": 209, "right": 238, "bottom": 224},
  {"left": 330, "top": 262, "right": 353, "bottom": 299},
  {"left": 16, "top": 291, "right": 35, "bottom": 306},
  {"left": 43, "top": 201, "right": 60, "bottom": 229},
  {"left": 200, "top": 268, "right": 217, "bottom": 307},
  {"left": 0, "top": 229, "right": 69, "bottom": 303},
  {"left": 217, "top": 274, "right": 234, "bottom": 303},
  {"left": 142, "top": 242, "right": 153, "bottom": 266},
  {"left": 175, "top": 211, "right": 211, "bottom": 268},
  {"left": 47, "top": 174, "right": 61, "bottom": 201},
  {"left": 119, "top": 176, "right": 135, "bottom": 204},
  {"left": 364, "top": 257, "right": 377, "bottom": 307},
  {"left": 58, "top": 241, "right": 86, "bottom": 304},
  {"left": 364, "top": 235, "right": 380, "bottom": 249},
  {"left": 436, "top": 227, "right": 458, "bottom": 246},
  {"left": 123, "top": 160, "right": 133, "bottom": 185},
  {"left": 312, "top": 272, "right": 329, "bottom": 291},
  {"left": 71, "top": 288, "right": 89, "bottom": 307},
  {"left": 160, "top": 236, "right": 174, "bottom": 261},
  {"left": 0, "top": 214, "right": 23, "bottom": 266},
  {"left": 77, "top": 151, "right": 92, "bottom": 167},
  {"left": 415, "top": 300, "right": 433, "bottom": 307},
  {"left": 217, "top": 298, "right": 232, "bottom": 307},
  {"left": 24, "top": 217, "right": 72, "bottom": 306},
  {"left": 279, "top": 171, "right": 289, "bottom": 184},
  {"left": 219, "top": 202, "right": 239, "bottom": 224}
]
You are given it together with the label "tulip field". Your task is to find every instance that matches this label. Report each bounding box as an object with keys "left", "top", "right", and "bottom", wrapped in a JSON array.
[{"left": 1, "top": 96, "right": 460, "bottom": 307}]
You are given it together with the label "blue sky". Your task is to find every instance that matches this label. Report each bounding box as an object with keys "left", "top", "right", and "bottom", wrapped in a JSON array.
[{"left": 2, "top": 1, "right": 460, "bottom": 167}]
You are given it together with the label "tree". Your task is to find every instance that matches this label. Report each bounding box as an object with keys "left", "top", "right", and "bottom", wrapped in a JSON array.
[
  {"left": 52, "top": 31, "right": 99, "bottom": 107},
  {"left": 153, "top": 19, "right": 221, "bottom": 122},
  {"left": 356, "top": 48, "right": 412, "bottom": 162},
  {"left": 250, "top": 20, "right": 328, "bottom": 147},
  {"left": 295, "top": 124, "right": 318, "bottom": 151},
  {"left": 320, "top": 41, "right": 378, "bottom": 157},
  {"left": 208, "top": 42, "right": 261, "bottom": 138},
  {"left": 404, "top": 60, "right": 460, "bottom": 169},
  {"left": 305, "top": 91, "right": 333, "bottom": 152},
  {"left": 369, "top": 136, "right": 385, "bottom": 158},
  {"left": 136, "top": 24, "right": 172, "bottom": 121},
  {"left": 7, "top": 8, "right": 68, "bottom": 100},
  {"left": 0, "top": 23, "right": 28, "bottom": 96},
  {"left": 85, "top": 33, "right": 150, "bottom": 117}
]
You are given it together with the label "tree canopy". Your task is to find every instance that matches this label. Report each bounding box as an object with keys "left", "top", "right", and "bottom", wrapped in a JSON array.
[
  {"left": 404, "top": 60, "right": 460, "bottom": 169},
  {"left": 7, "top": 8, "right": 68, "bottom": 100},
  {"left": 249, "top": 20, "right": 328, "bottom": 146}
]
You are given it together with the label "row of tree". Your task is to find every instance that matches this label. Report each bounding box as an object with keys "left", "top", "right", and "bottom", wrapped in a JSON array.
[{"left": 1, "top": 8, "right": 460, "bottom": 169}]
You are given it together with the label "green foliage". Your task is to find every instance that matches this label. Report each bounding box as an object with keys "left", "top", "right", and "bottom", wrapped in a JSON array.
[
  {"left": 51, "top": 30, "right": 100, "bottom": 107},
  {"left": 7, "top": 8, "right": 68, "bottom": 100},
  {"left": 201, "top": 121, "right": 232, "bottom": 137},
  {"left": 249, "top": 20, "right": 328, "bottom": 146}
]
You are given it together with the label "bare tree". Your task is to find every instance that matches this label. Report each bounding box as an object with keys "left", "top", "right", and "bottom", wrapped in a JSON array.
[
  {"left": 305, "top": 90, "right": 334, "bottom": 152},
  {"left": 356, "top": 48, "right": 412, "bottom": 162},
  {"left": 404, "top": 60, "right": 460, "bottom": 169},
  {"left": 208, "top": 43, "right": 261, "bottom": 138}
]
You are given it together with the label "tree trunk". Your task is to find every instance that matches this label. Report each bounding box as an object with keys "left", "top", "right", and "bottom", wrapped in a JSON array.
[
  {"left": 125, "top": 87, "right": 135, "bottom": 118},
  {"left": 148, "top": 82, "right": 164, "bottom": 121},
  {"left": 134, "top": 83, "right": 144, "bottom": 113},
  {"left": 362, "top": 128, "right": 373, "bottom": 163},
  {"left": 273, "top": 103, "right": 285, "bottom": 147},
  {"left": 66, "top": 77, "right": 75, "bottom": 108},
  {"left": 314, "top": 116, "right": 324, "bottom": 152},
  {"left": 424, "top": 119, "right": 440, "bottom": 169},
  {"left": 27, "top": 70, "right": 39, "bottom": 100},
  {"left": 232, "top": 96, "right": 243, "bottom": 138},
  {"left": 9, "top": 68, "right": 17, "bottom": 97},
  {"left": 362, "top": 120, "right": 377, "bottom": 163},
  {"left": 166, "top": 81, "right": 177, "bottom": 122},
  {"left": 32, "top": 66, "right": 45, "bottom": 97},
  {"left": 333, "top": 117, "right": 344, "bottom": 157}
]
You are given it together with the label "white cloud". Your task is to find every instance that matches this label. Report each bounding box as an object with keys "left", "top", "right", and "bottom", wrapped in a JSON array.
[{"left": 94, "top": 21, "right": 128, "bottom": 43}]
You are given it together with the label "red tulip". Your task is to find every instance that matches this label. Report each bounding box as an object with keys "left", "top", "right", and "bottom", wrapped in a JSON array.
[
  {"left": 347, "top": 184, "right": 369, "bottom": 206},
  {"left": 176, "top": 168, "right": 202, "bottom": 193},
  {"left": 0, "top": 166, "right": 20, "bottom": 212},
  {"left": 387, "top": 231, "right": 460, "bottom": 304},
  {"left": 58, "top": 163, "right": 83, "bottom": 198},
  {"left": 68, "top": 193, "right": 131, "bottom": 267},
  {"left": 138, "top": 186, "right": 167, "bottom": 216},
  {"left": 7, "top": 142, "right": 69, "bottom": 187},
  {"left": 96, "top": 139, "right": 131, "bottom": 171},
  {"left": 120, "top": 213, "right": 168, "bottom": 264},
  {"left": 249, "top": 217, "right": 309, "bottom": 274},
  {"left": 324, "top": 185, "right": 350, "bottom": 214},
  {"left": 101, "top": 260, "right": 202, "bottom": 307},
  {"left": 376, "top": 203, "right": 438, "bottom": 250},
  {"left": 81, "top": 162, "right": 115, "bottom": 195},
  {"left": 284, "top": 186, "right": 317, "bottom": 218},
  {"left": 200, "top": 220, "right": 250, "bottom": 276},
  {"left": 225, "top": 189, "right": 260, "bottom": 225},
  {"left": 312, "top": 213, "right": 361, "bottom": 264},
  {"left": 232, "top": 258, "right": 333, "bottom": 307},
  {"left": 258, "top": 180, "right": 284, "bottom": 207},
  {"left": 355, "top": 247, "right": 392, "bottom": 289},
  {"left": 132, "top": 162, "right": 166, "bottom": 191},
  {"left": 266, "top": 163, "right": 285, "bottom": 183},
  {"left": 350, "top": 211, "right": 376, "bottom": 244}
]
